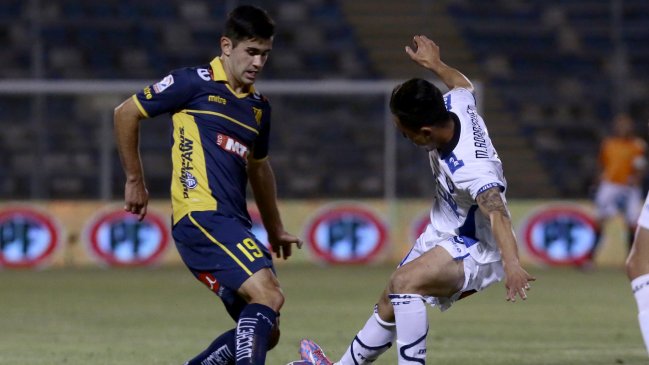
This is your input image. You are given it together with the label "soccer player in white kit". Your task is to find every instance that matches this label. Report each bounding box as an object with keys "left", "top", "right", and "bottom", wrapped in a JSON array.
[
  {"left": 298, "top": 35, "right": 535, "bottom": 365},
  {"left": 627, "top": 122, "right": 649, "bottom": 356}
]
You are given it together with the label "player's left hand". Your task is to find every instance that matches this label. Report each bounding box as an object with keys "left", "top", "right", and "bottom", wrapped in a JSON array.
[
  {"left": 405, "top": 35, "right": 442, "bottom": 71},
  {"left": 503, "top": 262, "right": 536, "bottom": 302},
  {"left": 269, "top": 231, "right": 303, "bottom": 260}
]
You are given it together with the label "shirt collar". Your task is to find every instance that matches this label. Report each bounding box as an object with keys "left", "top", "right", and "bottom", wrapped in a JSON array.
[
  {"left": 210, "top": 57, "right": 228, "bottom": 81},
  {"left": 209, "top": 57, "right": 256, "bottom": 95}
]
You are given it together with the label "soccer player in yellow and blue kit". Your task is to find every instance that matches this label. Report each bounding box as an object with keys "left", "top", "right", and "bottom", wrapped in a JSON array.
[{"left": 113, "top": 6, "right": 302, "bottom": 365}]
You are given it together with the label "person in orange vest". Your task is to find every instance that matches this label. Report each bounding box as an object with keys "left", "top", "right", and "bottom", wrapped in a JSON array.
[{"left": 591, "top": 113, "right": 647, "bottom": 265}]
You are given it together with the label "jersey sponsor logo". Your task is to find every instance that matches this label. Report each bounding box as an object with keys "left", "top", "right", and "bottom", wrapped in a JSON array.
[
  {"left": 430, "top": 156, "right": 460, "bottom": 217},
  {"left": 216, "top": 133, "right": 249, "bottom": 159},
  {"left": 197, "top": 68, "right": 211, "bottom": 81},
  {"left": 83, "top": 208, "right": 170, "bottom": 267},
  {"left": 153, "top": 74, "right": 174, "bottom": 93},
  {"left": 208, "top": 95, "right": 227, "bottom": 105},
  {"left": 182, "top": 171, "right": 197, "bottom": 189},
  {"left": 437, "top": 174, "right": 459, "bottom": 218},
  {"left": 143, "top": 86, "right": 153, "bottom": 100},
  {"left": 304, "top": 203, "right": 388, "bottom": 264},
  {"left": 519, "top": 205, "right": 598, "bottom": 266},
  {"left": 179, "top": 127, "right": 196, "bottom": 198},
  {"left": 444, "top": 152, "right": 464, "bottom": 174},
  {"left": 252, "top": 107, "right": 262, "bottom": 125},
  {"left": 438, "top": 185, "right": 460, "bottom": 218},
  {"left": 0, "top": 206, "right": 62, "bottom": 269}
]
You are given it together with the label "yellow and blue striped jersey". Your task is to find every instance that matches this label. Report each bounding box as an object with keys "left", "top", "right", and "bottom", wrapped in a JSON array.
[{"left": 133, "top": 57, "right": 271, "bottom": 225}]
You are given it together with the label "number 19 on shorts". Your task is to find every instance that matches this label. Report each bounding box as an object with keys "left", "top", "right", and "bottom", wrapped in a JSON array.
[{"left": 237, "top": 238, "right": 263, "bottom": 261}]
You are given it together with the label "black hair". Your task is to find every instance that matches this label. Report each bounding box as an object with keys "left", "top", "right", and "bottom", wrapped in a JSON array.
[
  {"left": 389, "top": 78, "right": 450, "bottom": 131},
  {"left": 223, "top": 5, "right": 275, "bottom": 46}
]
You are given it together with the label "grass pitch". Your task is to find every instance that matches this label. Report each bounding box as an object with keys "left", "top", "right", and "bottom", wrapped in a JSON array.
[{"left": 0, "top": 264, "right": 645, "bottom": 365}]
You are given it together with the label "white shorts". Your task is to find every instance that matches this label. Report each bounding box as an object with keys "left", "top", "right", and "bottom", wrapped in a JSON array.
[
  {"left": 595, "top": 181, "right": 643, "bottom": 225},
  {"left": 637, "top": 192, "right": 649, "bottom": 230},
  {"left": 399, "top": 233, "right": 504, "bottom": 312}
]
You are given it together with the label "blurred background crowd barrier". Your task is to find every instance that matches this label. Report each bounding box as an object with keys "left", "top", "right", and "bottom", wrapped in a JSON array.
[{"left": 1, "top": 0, "right": 647, "bottom": 269}]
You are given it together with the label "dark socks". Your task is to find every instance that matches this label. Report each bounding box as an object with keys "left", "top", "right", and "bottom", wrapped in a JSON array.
[
  {"left": 185, "top": 329, "right": 236, "bottom": 365},
  {"left": 183, "top": 303, "right": 277, "bottom": 365},
  {"left": 234, "top": 303, "right": 277, "bottom": 365}
]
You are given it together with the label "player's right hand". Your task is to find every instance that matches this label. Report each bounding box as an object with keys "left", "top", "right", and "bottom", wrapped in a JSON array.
[{"left": 124, "top": 179, "right": 149, "bottom": 221}]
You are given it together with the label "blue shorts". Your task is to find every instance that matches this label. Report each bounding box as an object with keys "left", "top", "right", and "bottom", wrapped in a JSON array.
[{"left": 173, "top": 211, "right": 275, "bottom": 319}]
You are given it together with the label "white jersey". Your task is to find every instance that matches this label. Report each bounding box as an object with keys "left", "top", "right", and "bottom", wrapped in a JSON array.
[{"left": 423, "top": 87, "right": 506, "bottom": 264}]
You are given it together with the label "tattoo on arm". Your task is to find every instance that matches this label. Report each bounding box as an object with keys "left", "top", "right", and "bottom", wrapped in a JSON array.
[{"left": 476, "top": 188, "right": 510, "bottom": 218}]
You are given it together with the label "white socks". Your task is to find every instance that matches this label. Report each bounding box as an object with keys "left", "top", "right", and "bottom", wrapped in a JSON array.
[
  {"left": 337, "top": 305, "right": 395, "bottom": 365},
  {"left": 390, "top": 294, "right": 428, "bottom": 364},
  {"left": 632, "top": 273, "right": 649, "bottom": 356}
]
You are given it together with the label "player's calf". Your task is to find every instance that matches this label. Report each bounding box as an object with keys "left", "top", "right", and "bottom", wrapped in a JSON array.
[
  {"left": 338, "top": 304, "right": 394, "bottom": 365},
  {"left": 390, "top": 294, "right": 428, "bottom": 364},
  {"left": 235, "top": 303, "right": 277, "bottom": 364}
]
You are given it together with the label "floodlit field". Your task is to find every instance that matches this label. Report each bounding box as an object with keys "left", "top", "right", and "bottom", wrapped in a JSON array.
[{"left": 0, "top": 264, "right": 645, "bottom": 365}]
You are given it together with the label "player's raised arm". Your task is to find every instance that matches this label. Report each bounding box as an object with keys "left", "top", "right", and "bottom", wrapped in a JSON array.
[
  {"left": 114, "top": 97, "right": 149, "bottom": 221},
  {"left": 476, "top": 187, "right": 536, "bottom": 302},
  {"left": 405, "top": 35, "right": 474, "bottom": 92}
]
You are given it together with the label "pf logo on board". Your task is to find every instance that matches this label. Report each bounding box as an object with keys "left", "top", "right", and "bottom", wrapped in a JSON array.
[
  {"left": 520, "top": 205, "right": 598, "bottom": 266},
  {"left": 304, "top": 204, "right": 388, "bottom": 264},
  {"left": 0, "top": 206, "right": 62, "bottom": 269},
  {"left": 83, "top": 208, "right": 170, "bottom": 267}
]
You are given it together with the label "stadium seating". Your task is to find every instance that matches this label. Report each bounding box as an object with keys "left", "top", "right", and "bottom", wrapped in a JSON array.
[
  {"left": 0, "top": 0, "right": 380, "bottom": 199},
  {"left": 448, "top": 0, "right": 649, "bottom": 197},
  {"left": 1, "top": 0, "right": 649, "bottom": 200}
]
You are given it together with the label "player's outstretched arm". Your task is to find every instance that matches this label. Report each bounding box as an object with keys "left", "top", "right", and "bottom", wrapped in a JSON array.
[
  {"left": 405, "top": 35, "right": 474, "bottom": 92},
  {"left": 114, "top": 97, "right": 149, "bottom": 221},
  {"left": 247, "top": 158, "right": 303, "bottom": 260},
  {"left": 476, "top": 187, "right": 536, "bottom": 302}
]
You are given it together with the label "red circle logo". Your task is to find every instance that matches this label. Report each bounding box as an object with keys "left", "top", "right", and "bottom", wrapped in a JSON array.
[
  {"left": 83, "top": 208, "right": 170, "bottom": 267},
  {"left": 520, "top": 205, "right": 598, "bottom": 266},
  {"left": 0, "top": 206, "right": 62, "bottom": 269},
  {"left": 304, "top": 204, "right": 388, "bottom": 264}
]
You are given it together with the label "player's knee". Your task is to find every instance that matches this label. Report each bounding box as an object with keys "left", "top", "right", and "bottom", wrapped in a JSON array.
[
  {"left": 255, "top": 288, "right": 284, "bottom": 312},
  {"left": 389, "top": 270, "right": 416, "bottom": 294},
  {"left": 376, "top": 298, "right": 395, "bottom": 323},
  {"left": 242, "top": 277, "right": 285, "bottom": 311},
  {"left": 626, "top": 252, "right": 647, "bottom": 280},
  {"left": 260, "top": 287, "right": 285, "bottom": 312}
]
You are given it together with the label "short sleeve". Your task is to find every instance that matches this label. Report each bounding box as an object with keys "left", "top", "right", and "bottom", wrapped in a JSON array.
[
  {"left": 133, "top": 69, "right": 195, "bottom": 118},
  {"left": 444, "top": 87, "right": 477, "bottom": 112},
  {"left": 251, "top": 104, "right": 271, "bottom": 160},
  {"left": 450, "top": 158, "right": 506, "bottom": 199}
]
